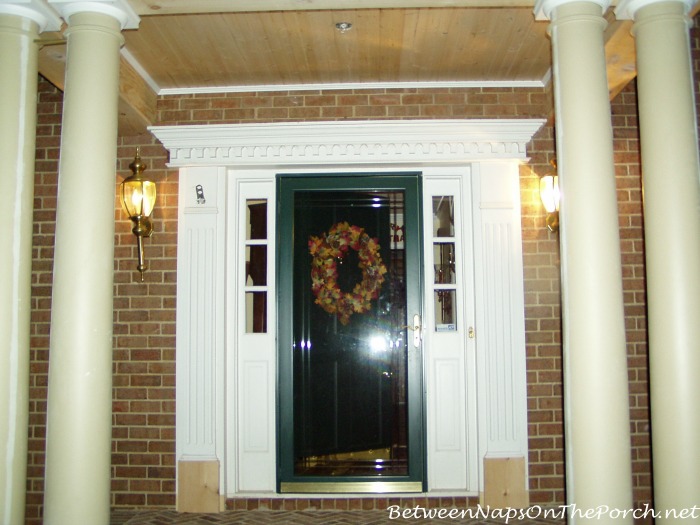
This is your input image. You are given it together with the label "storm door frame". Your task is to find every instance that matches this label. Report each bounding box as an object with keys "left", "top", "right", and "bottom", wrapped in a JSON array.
[{"left": 276, "top": 173, "right": 426, "bottom": 493}]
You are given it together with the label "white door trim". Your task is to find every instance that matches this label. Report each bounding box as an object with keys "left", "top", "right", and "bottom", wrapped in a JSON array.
[{"left": 151, "top": 118, "right": 544, "bottom": 500}]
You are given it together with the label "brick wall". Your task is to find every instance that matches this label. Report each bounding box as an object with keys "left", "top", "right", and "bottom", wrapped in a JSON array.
[
  {"left": 518, "top": 124, "right": 565, "bottom": 504},
  {"left": 26, "top": 75, "right": 659, "bottom": 521},
  {"left": 111, "top": 139, "right": 179, "bottom": 508},
  {"left": 28, "top": 81, "right": 180, "bottom": 520},
  {"left": 156, "top": 87, "right": 550, "bottom": 125},
  {"left": 612, "top": 82, "right": 652, "bottom": 505}
]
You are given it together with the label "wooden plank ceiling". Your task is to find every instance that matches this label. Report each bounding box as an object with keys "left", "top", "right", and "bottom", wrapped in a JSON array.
[
  {"left": 36, "top": 0, "right": 644, "bottom": 135},
  {"left": 123, "top": 7, "right": 552, "bottom": 88}
]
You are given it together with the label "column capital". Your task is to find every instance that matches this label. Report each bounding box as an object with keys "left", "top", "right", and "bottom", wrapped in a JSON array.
[
  {"left": 534, "top": 0, "right": 611, "bottom": 20},
  {"left": 47, "top": 0, "right": 139, "bottom": 29},
  {"left": 0, "top": 0, "right": 62, "bottom": 31},
  {"left": 615, "top": 0, "right": 696, "bottom": 19}
]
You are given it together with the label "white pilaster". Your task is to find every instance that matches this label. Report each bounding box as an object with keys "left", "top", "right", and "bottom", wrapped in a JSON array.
[
  {"left": 534, "top": 0, "right": 634, "bottom": 521},
  {"left": 43, "top": 2, "right": 138, "bottom": 524},
  {"left": 0, "top": 3, "right": 60, "bottom": 524},
  {"left": 616, "top": 0, "right": 700, "bottom": 520}
]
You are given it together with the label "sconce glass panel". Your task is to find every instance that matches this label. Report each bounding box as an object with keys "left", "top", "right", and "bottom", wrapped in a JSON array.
[
  {"left": 121, "top": 179, "right": 156, "bottom": 218},
  {"left": 539, "top": 175, "right": 560, "bottom": 213}
]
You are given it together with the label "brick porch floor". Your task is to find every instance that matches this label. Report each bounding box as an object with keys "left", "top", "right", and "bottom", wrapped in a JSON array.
[{"left": 111, "top": 509, "right": 567, "bottom": 525}]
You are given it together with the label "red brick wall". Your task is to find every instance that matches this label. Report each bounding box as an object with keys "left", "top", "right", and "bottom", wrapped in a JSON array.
[
  {"left": 156, "top": 87, "right": 550, "bottom": 125},
  {"left": 28, "top": 80, "right": 181, "bottom": 521},
  {"left": 111, "top": 139, "right": 179, "bottom": 508},
  {"left": 518, "top": 124, "right": 565, "bottom": 504},
  {"left": 612, "top": 82, "right": 652, "bottom": 505},
  {"left": 27, "top": 76, "right": 658, "bottom": 521},
  {"left": 27, "top": 78, "right": 62, "bottom": 522}
]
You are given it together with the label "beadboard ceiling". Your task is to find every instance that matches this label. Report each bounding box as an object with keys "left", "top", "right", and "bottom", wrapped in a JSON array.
[{"left": 36, "top": 0, "right": 647, "bottom": 135}]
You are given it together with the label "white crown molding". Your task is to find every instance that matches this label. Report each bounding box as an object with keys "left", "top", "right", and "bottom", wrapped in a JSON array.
[
  {"left": 150, "top": 119, "right": 546, "bottom": 168},
  {"left": 157, "top": 79, "right": 547, "bottom": 96},
  {"left": 0, "top": 0, "right": 62, "bottom": 31},
  {"left": 120, "top": 47, "right": 160, "bottom": 93}
]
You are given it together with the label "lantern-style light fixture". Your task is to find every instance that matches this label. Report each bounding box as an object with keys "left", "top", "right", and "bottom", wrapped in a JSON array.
[
  {"left": 539, "top": 158, "right": 560, "bottom": 232},
  {"left": 120, "top": 148, "right": 156, "bottom": 281}
]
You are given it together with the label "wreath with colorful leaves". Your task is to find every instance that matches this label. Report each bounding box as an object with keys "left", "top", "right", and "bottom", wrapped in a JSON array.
[{"left": 308, "top": 221, "right": 388, "bottom": 325}]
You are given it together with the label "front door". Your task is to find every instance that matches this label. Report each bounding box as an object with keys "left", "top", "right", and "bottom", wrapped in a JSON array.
[{"left": 277, "top": 174, "right": 424, "bottom": 493}]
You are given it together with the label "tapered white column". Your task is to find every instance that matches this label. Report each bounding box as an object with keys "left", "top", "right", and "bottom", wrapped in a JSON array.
[
  {"left": 43, "top": 2, "right": 137, "bottom": 524},
  {"left": 0, "top": 3, "right": 61, "bottom": 525},
  {"left": 616, "top": 0, "right": 700, "bottom": 520},
  {"left": 535, "top": 0, "right": 633, "bottom": 521}
]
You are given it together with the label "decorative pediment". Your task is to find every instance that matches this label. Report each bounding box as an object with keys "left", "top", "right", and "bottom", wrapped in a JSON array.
[{"left": 150, "top": 119, "right": 545, "bottom": 167}]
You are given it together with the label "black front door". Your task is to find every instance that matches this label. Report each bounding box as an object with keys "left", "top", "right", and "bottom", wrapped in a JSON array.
[{"left": 277, "top": 174, "right": 424, "bottom": 493}]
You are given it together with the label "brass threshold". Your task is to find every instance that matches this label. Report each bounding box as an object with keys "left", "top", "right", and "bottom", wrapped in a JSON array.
[{"left": 280, "top": 481, "right": 423, "bottom": 494}]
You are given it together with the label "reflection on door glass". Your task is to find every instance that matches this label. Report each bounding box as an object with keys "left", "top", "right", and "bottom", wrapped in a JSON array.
[{"left": 293, "top": 190, "right": 409, "bottom": 477}]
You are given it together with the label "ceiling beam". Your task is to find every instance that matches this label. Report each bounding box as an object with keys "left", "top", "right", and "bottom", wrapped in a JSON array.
[
  {"left": 38, "top": 38, "right": 156, "bottom": 136},
  {"left": 117, "top": 54, "right": 157, "bottom": 136},
  {"left": 604, "top": 16, "right": 637, "bottom": 99},
  {"left": 604, "top": 3, "right": 699, "bottom": 99}
]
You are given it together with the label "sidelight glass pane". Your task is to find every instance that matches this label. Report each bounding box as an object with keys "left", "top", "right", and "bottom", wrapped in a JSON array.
[
  {"left": 432, "top": 196, "right": 454, "bottom": 237},
  {"left": 245, "top": 246, "right": 267, "bottom": 286},
  {"left": 244, "top": 198, "right": 268, "bottom": 333},
  {"left": 292, "top": 189, "right": 409, "bottom": 477},
  {"left": 245, "top": 292, "right": 267, "bottom": 333},
  {"left": 246, "top": 200, "right": 267, "bottom": 240},
  {"left": 433, "top": 243, "right": 456, "bottom": 284},
  {"left": 434, "top": 290, "right": 457, "bottom": 330}
]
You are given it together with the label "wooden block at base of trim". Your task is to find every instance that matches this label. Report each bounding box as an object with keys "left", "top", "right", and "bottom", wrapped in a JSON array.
[
  {"left": 483, "top": 456, "right": 528, "bottom": 508},
  {"left": 177, "top": 460, "right": 220, "bottom": 513}
]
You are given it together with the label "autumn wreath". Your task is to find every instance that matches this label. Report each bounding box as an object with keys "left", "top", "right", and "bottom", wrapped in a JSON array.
[{"left": 308, "top": 221, "right": 388, "bottom": 325}]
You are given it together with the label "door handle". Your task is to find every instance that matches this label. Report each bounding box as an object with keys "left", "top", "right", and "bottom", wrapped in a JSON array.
[
  {"left": 412, "top": 314, "right": 421, "bottom": 348},
  {"left": 401, "top": 314, "right": 422, "bottom": 348}
]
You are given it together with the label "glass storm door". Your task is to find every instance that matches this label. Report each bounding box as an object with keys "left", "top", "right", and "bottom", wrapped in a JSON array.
[{"left": 277, "top": 174, "right": 424, "bottom": 493}]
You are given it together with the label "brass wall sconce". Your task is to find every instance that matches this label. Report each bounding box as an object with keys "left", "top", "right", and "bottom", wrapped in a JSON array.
[
  {"left": 120, "top": 148, "right": 156, "bottom": 281},
  {"left": 539, "top": 159, "right": 560, "bottom": 232}
]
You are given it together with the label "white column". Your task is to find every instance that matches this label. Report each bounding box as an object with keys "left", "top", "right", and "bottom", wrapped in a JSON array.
[
  {"left": 43, "top": 2, "right": 138, "bottom": 524},
  {"left": 534, "top": 0, "right": 634, "bottom": 521},
  {"left": 616, "top": 0, "right": 700, "bottom": 520},
  {"left": 0, "top": 3, "right": 61, "bottom": 525}
]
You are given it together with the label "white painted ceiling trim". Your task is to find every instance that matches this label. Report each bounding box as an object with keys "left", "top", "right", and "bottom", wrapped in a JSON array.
[
  {"left": 150, "top": 119, "right": 547, "bottom": 168},
  {"left": 157, "top": 79, "right": 549, "bottom": 96}
]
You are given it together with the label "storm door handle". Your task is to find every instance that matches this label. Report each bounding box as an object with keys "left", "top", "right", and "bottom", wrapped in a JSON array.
[{"left": 401, "top": 314, "right": 422, "bottom": 348}]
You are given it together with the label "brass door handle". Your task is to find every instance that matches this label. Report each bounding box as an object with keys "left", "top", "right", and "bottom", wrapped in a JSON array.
[
  {"left": 401, "top": 314, "right": 422, "bottom": 348},
  {"left": 412, "top": 314, "right": 421, "bottom": 348}
]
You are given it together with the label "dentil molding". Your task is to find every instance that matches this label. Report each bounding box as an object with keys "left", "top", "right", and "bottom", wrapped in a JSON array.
[{"left": 150, "top": 119, "right": 546, "bottom": 168}]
